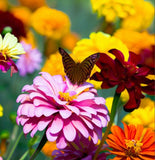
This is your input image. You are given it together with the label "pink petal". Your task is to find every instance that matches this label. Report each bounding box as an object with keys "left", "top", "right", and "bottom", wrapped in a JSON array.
[
  {"left": 37, "top": 118, "right": 51, "bottom": 131},
  {"left": 72, "top": 119, "right": 89, "bottom": 138},
  {"left": 35, "top": 107, "right": 58, "bottom": 117},
  {"left": 16, "top": 94, "right": 30, "bottom": 103},
  {"left": 30, "top": 126, "right": 38, "bottom": 137},
  {"left": 66, "top": 105, "right": 80, "bottom": 115},
  {"left": 50, "top": 116, "right": 63, "bottom": 134},
  {"left": 59, "top": 110, "right": 72, "bottom": 119},
  {"left": 23, "top": 123, "right": 35, "bottom": 134},
  {"left": 91, "top": 131, "right": 98, "bottom": 144},
  {"left": 81, "top": 117, "right": 94, "bottom": 129},
  {"left": 91, "top": 117, "right": 102, "bottom": 127},
  {"left": 94, "top": 97, "right": 105, "bottom": 105},
  {"left": 46, "top": 127, "right": 58, "bottom": 141},
  {"left": 76, "top": 92, "right": 95, "bottom": 101},
  {"left": 63, "top": 121, "right": 76, "bottom": 141},
  {"left": 22, "top": 84, "right": 36, "bottom": 92},
  {"left": 56, "top": 136, "right": 67, "bottom": 149}
]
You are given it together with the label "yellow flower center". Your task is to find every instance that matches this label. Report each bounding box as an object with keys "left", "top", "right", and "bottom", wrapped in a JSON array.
[
  {"left": 59, "top": 92, "right": 77, "bottom": 102},
  {"left": 125, "top": 139, "right": 143, "bottom": 157}
]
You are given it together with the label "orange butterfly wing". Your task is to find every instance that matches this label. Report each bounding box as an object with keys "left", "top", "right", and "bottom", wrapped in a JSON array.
[{"left": 59, "top": 48, "right": 99, "bottom": 85}]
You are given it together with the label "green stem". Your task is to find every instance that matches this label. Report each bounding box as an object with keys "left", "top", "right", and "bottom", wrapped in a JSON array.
[
  {"left": 29, "top": 131, "right": 47, "bottom": 160},
  {"left": 6, "top": 131, "right": 23, "bottom": 160},
  {"left": 93, "top": 92, "right": 120, "bottom": 160},
  {"left": 19, "top": 150, "right": 29, "bottom": 160}
]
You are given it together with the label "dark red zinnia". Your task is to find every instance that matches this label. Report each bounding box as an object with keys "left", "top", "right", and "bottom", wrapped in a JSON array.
[
  {"left": 91, "top": 49, "right": 155, "bottom": 112},
  {"left": 0, "top": 10, "right": 26, "bottom": 39}
]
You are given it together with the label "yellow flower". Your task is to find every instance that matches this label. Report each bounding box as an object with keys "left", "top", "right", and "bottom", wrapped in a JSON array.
[
  {"left": 90, "top": 0, "right": 135, "bottom": 22},
  {"left": 18, "top": 0, "right": 46, "bottom": 11},
  {"left": 72, "top": 32, "right": 129, "bottom": 88},
  {"left": 114, "top": 29, "right": 155, "bottom": 54},
  {"left": 122, "top": 0, "right": 154, "bottom": 31},
  {"left": 105, "top": 97, "right": 113, "bottom": 113},
  {"left": 41, "top": 51, "right": 65, "bottom": 76},
  {"left": 42, "top": 141, "right": 57, "bottom": 158},
  {"left": 123, "top": 98, "right": 155, "bottom": 130},
  {"left": 0, "top": 104, "right": 3, "bottom": 117},
  {"left": 31, "top": 6, "right": 70, "bottom": 39},
  {"left": 10, "top": 6, "right": 32, "bottom": 27},
  {"left": 0, "top": 33, "right": 25, "bottom": 59}
]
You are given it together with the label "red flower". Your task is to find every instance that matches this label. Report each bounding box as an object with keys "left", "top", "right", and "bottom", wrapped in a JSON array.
[{"left": 91, "top": 49, "right": 155, "bottom": 111}]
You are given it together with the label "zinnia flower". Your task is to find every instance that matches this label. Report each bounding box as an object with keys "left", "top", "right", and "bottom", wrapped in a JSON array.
[
  {"left": 53, "top": 136, "right": 108, "bottom": 160},
  {"left": 0, "top": 10, "right": 27, "bottom": 40},
  {"left": 31, "top": 6, "right": 70, "bottom": 39},
  {"left": 91, "top": 49, "right": 155, "bottom": 111},
  {"left": 16, "top": 41, "right": 42, "bottom": 76},
  {"left": 0, "top": 104, "right": 3, "bottom": 117},
  {"left": 0, "top": 33, "right": 25, "bottom": 76},
  {"left": 123, "top": 98, "right": 155, "bottom": 130},
  {"left": 106, "top": 122, "right": 155, "bottom": 160},
  {"left": 16, "top": 72, "right": 109, "bottom": 149}
]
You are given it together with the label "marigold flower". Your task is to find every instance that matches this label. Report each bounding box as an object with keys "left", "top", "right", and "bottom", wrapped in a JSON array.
[
  {"left": 53, "top": 136, "right": 108, "bottom": 160},
  {"left": 16, "top": 41, "right": 42, "bottom": 76},
  {"left": 122, "top": 0, "right": 154, "bottom": 31},
  {"left": 41, "top": 51, "right": 65, "bottom": 76},
  {"left": 0, "top": 33, "right": 25, "bottom": 75},
  {"left": 114, "top": 29, "right": 155, "bottom": 54},
  {"left": 72, "top": 32, "right": 129, "bottom": 88},
  {"left": 18, "top": 0, "right": 46, "bottom": 11},
  {"left": 16, "top": 72, "right": 109, "bottom": 149},
  {"left": 106, "top": 122, "right": 155, "bottom": 160},
  {"left": 123, "top": 98, "right": 155, "bottom": 130},
  {"left": 91, "top": 49, "right": 155, "bottom": 111},
  {"left": 0, "top": 10, "right": 27, "bottom": 40},
  {"left": 90, "top": 0, "right": 135, "bottom": 22},
  {"left": 31, "top": 6, "right": 70, "bottom": 39},
  {"left": 0, "top": 104, "right": 3, "bottom": 117}
]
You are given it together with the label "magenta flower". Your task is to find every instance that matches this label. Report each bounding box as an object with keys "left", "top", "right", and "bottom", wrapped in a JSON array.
[
  {"left": 16, "top": 72, "right": 109, "bottom": 149},
  {"left": 53, "top": 135, "right": 109, "bottom": 160},
  {"left": 16, "top": 41, "right": 42, "bottom": 76}
]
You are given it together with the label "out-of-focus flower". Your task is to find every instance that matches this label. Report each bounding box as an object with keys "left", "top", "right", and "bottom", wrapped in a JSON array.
[
  {"left": 106, "top": 122, "right": 155, "bottom": 160},
  {"left": 0, "top": 156, "right": 3, "bottom": 160},
  {"left": 53, "top": 136, "right": 108, "bottom": 160},
  {"left": 122, "top": 0, "right": 154, "bottom": 31},
  {"left": 10, "top": 6, "right": 32, "bottom": 27},
  {"left": 105, "top": 97, "right": 113, "bottom": 113},
  {"left": 0, "top": 105, "right": 3, "bottom": 117},
  {"left": 16, "top": 72, "right": 109, "bottom": 149},
  {"left": 114, "top": 29, "right": 155, "bottom": 54},
  {"left": 0, "top": 10, "right": 27, "bottom": 40},
  {"left": 91, "top": 49, "right": 155, "bottom": 111},
  {"left": 123, "top": 98, "right": 155, "bottom": 130},
  {"left": 42, "top": 141, "right": 57, "bottom": 158},
  {"left": 41, "top": 51, "right": 65, "bottom": 76},
  {"left": 0, "top": 0, "right": 8, "bottom": 11},
  {"left": 90, "top": 0, "right": 135, "bottom": 22},
  {"left": 18, "top": 0, "right": 46, "bottom": 11},
  {"left": 72, "top": 31, "right": 129, "bottom": 88},
  {"left": 0, "top": 33, "right": 25, "bottom": 76},
  {"left": 61, "top": 32, "right": 80, "bottom": 51},
  {"left": 31, "top": 6, "right": 70, "bottom": 39},
  {"left": 16, "top": 41, "right": 42, "bottom": 76}
]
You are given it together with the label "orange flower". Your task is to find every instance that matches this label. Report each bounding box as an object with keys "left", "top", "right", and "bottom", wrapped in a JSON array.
[{"left": 106, "top": 122, "right": 155, "bottom": 160}]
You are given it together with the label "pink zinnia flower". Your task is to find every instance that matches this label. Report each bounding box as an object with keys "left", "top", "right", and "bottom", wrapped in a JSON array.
[
  {"left": 16, "top": 41, "right": 42, "bottom": 76},
  {"left": 16, "top": 72, "right": 109, "bottom": 149}
]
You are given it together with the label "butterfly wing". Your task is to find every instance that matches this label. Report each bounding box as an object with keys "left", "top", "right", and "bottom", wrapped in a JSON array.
[
  {"left": 76, "top": 53, "right": 100, "bottom": 85},
  {"left": 58, "top": 48, "right": 77, "bottom": 84}
]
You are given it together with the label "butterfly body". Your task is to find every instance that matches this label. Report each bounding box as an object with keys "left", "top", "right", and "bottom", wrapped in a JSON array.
[{"left": 59, "top": 48, "right": 99, "bottom": 85}]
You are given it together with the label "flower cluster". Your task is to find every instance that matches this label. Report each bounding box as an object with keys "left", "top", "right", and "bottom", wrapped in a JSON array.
[{"left": 0, "top": 0, "right": 154, "bottom": 160}]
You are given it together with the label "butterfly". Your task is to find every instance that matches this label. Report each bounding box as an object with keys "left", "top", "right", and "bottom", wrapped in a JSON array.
[{"left": 58, "top": 47, "right": 100, "bottom": 85}]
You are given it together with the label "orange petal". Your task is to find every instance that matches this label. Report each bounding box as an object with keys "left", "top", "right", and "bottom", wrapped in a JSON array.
[
  {"left": 106, "top": 139, "right": 124, "bottom": 151},
  {"left": 134, "top": 125, "right": 143, "bottom": 140}
]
